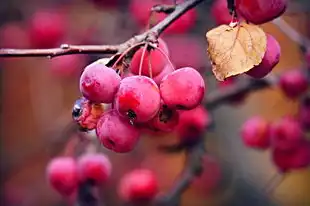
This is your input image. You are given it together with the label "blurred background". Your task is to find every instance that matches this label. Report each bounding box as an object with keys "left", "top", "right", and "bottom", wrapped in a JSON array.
[{"left": 0, "top": 0, "right": 309, "bottom": 205}]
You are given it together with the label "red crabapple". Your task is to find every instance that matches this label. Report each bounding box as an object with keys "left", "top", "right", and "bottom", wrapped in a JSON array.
[
  {"left": 175, "top": 105, "right": 211, "bottom": 142},
  {"left": 211, "top": 0, "right": 235, "bottom": 25},
  {"left": 96, "top": 110, "right": 140, "bottom": 153},
  {"left": 192, "top": 155, "right": 222, "bottom": 195},
  {"left": 118, "top": 169, "right": 158, "bottom": 201},
  {"left": 270, "top": 117, "right": 304, "bottom": 151},
  {"left": 46, "top": 157, "right": 78, "bottom": 196},
  {"left": 299, "top": 97, "right": 310, "bottom": 130},
  {"left": 80, "top": 62, "right": 121, "bottom": 103},
  {"left": 240, "top": 116, "right": 271, "bottom": 150},
  {"left": 148, "top": 103, "right": 179, "bottom": 132},
  {"left": 50, "top": 55, "right": 87, "bottom": 78},
  {"left": 236, "top": 0, "right": 287, "bottom": 25},
  {"left": 77, "top": 153, "right": 111, "bottom": 185},
  {"left": 28, "top": 10, "right": 66, "bottom": 48},
  {"left": 129, "top": 0, "right": 154, "bottom": 27},
  {"left": 115, "top": 76, "right": 161, "bottom": 123},
  {"left": 130, "top": 47, "right": 166, "bottom": 77},
  {"left": 153, "top": 63, "right": 174, "bottom": 85},
  {"left": 279, "top": 70, "right": 308, "bottom": 99},
  {"left": 246, "top": 34, "right": 280, "bottom": 78},
  {"left": 160, "top": 67, "right": 205, "bottom": 110},
  {"left": 272, "top": 141, "right": 310, "bottom": 172}
]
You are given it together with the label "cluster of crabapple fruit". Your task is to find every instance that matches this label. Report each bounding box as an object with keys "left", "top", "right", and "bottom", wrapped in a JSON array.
[{"left": 75, "top": 38, "right": 206, "bottom": 153}]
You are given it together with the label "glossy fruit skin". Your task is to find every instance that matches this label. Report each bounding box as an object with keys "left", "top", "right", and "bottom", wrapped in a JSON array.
[
  {"left": 80, "top": 62, "right": 121, "bottom": 103},
  {"left": 211, "top": 0, "right": 234, "bottom": 25},
  {"left": 175, "top": 106, "right": 211, "bottom": 142},
  {"left": 28, "top": 11, "right": 66, "bottom": 48},
  {"left": 272, "top": 141, "right": 310, "bottom": 172},
  {"left": 96, "top": 110, "right": 140, "bottom": 153},
  {"left": 241, "top": 116, "right": 271, "bottom": 149},
  {"left": 130, "top": 47, "right": 166, "bottom": 77},
  {"left": 46, "top": 157, "right": 78, "bottom": 196},
  {"left": 279, "top": 70, "right": 308, "bottom": 99},
  {"left": 148, "top": 103, "right": 179, "bottom": 132},
  {"left": 236, "top": 0, "right": 287, "bottom": 25},
  {"left": 115, "top": 76, "right": 161, "bottom": 123},
  {"left": 118, "top": 169, "right": 158, "bottom": 201},
  {"left": 77, "top": 153, "right": 112, "bottom": 185},
  {"left": 246, "top": 34, "right": 280, "bottom": 78},
  {"left": 270, "top": 117, "right": 304, "bottom": 151},
  {"left": 160, "top": 67, "right": 205, "bottom": 110}
]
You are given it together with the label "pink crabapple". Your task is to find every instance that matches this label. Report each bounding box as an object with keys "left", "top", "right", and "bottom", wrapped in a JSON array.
[
  {"left": 246, "top": 34, "right": 280, "bottom": 78},
  {"left": 153, "top": 63, "right": 175, "bottom": 85},
  {"left": 240, "top": 116, "right": 271, "bottom": 150},
  {"left": 96, "top": 110, "right": 141, "bottom": 153},
  {"left": 130, "top": 46, "right": 167, "bottom": 77},
  {"left": 175, "top": 105, "right": 211, "bottom": 142},
  {"left": 270, "top": 116, "right": 305, "bottom": 151},
  {"left": 79, "top": 62, "right": 121, "bottom": 103},
  {"left": 279, "top": 70, "right": 308, "bottom": 99},
  {"left": 272, "top": 140, "right": 310, "bottom": 172},
  {"left": 160, "top": 67, "right": 205, "bottom": 110},
  {"left": 46, "top": 157, "right": 78, "bottom": 196},
  {"left": 115, "top": 76, "right": 161, "bottom": 123},
  {"left": 28, "top": 10, "right": 66, "bottom": 48},
  {"left": 77, "top": 153, "right": 112, "bottom": 185},
  {"left": 148, "top": 102, "right": 179, "bottom": 132},
  {"left": 118, "top": 169, "right": 158, "bottom": 201},
  {"left": 236, "top": 0, "right": 287, "bottom": 25}
]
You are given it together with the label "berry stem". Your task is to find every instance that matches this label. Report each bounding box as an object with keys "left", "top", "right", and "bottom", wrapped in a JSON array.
[
  {"left": 138, "top": 43, "right": 149, "bottom": 76},
  {"left": 153, "top": 46, "right": 175, "bottom": 71},
  {"left": 148, "top": 50, "right": 153, "bottom": 78},
  {"left": 111, "top": 42, "right": 146, "bottom": 70}
]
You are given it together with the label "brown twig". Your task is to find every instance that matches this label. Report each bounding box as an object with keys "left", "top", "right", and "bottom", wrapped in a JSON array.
[{"left": 0, "top": 0, "right": 206, "bottom": 59}]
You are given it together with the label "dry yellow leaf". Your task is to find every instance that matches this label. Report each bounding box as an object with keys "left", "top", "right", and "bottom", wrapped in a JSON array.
[{"left": 206, "top": 22, "right": 267, "bottom": 81}]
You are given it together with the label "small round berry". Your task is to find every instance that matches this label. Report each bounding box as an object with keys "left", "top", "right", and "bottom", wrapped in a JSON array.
[
  {"left": 118, "top": 169, "right": 158, "bottom": 201},
  {"left": 175, "top": 106, "right": 211, "bottom": 142},
  {"left": 77, "top": 153, "right": 112, "bottom": 185},
  {"left": 246, "top": 34, "right": 280, "bottom": 79},
  {"left": 270, "top": 117, "right": 304, "bottom": 151},
  {"left": 279, "top": 70, "right": 308, "bottom": 99},
  {"left": 160, "top": 67, "right": 205, "bottom": 110},
  {"left": 80, "top": 62, "right": 121, "bottom": 103},
  {"left": 272, "top": 141, "right": 310, "bottom": 172},
  {"left": 115, "top": 76, "right": 161, "bottom": 123},
  {"left": 148, "top": 103, "right": 179, "bottom": 132},
  {"left": 46, "top": 157, "right": 78, "bottom": 196},
  {"left": 211, "top": 0, "right": 235, "bottom": 25},
  {"left": 153, "top": 64, "right": 174, "bottom": 86},
  {"left": 96, "top": 110, "right": 140, "bottom": 153},
  {"left": 240, "top": 116, "right": 271, "bottom": 150}
]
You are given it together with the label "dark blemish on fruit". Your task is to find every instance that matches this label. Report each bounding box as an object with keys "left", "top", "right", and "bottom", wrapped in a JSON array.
[{"left": 159, "top": 106, "right": 173, "bottom": 123}]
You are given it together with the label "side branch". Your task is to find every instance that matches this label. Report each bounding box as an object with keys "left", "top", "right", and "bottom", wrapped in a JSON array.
[{"left": 0, "top": 0, "right": 206, "bottom": 58}]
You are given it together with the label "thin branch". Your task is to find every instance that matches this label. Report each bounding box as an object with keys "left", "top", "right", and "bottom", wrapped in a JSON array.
[
  {"left": 0, "top": 0, "right": 206, "bottom": 58},
  {"left": 151, "top": 4, "right": 176, "bottom": 14}
]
